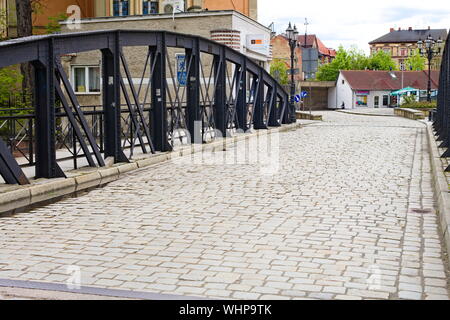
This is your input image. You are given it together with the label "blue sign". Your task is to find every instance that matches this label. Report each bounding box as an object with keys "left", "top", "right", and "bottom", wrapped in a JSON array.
[
  {"left": 176, "top": 54, "right": 187, "bottom": 87},
  {"left": 301, "top": 91, "right": 308, "bottom": 98},
  {"left": 294, "top": 95, "right": 301, "bottom": 103}
]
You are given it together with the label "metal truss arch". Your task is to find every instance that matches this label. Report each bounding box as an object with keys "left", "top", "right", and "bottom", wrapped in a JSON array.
[{"left": 0, "top": 30, "right": 292, "bottom": 185}]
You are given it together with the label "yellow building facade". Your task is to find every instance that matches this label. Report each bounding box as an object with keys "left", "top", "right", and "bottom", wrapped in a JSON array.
[
  {"left": 369, "top": 27, "right": 447, "bottom": 70},
  {"left": 102, "top": 0, "right": 257, "bottom": 20},
  {"left": 0, "top": 0, "right": 258, "bottom": 39}
]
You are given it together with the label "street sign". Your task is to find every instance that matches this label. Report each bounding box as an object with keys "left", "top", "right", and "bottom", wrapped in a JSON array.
[
  {"left": 286, "top": 68, "right": 300, "bottom": 75},
  {"left": 301, "top": 91, "right": 308, "bottom": 98},
  {"left": 294, "top": 95, "right": 301, "bottom": 103},
  {"left": 176, "top": 53, "right": 187, "bottom": 86}
]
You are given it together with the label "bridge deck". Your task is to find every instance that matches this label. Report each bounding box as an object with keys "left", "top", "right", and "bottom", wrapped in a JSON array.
[{"left": 0, "top": 111, "right": 449, "bottom": 300}]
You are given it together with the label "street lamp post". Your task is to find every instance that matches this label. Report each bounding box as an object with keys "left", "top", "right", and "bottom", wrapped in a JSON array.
[
  {"left": 286, "top": 22, "right": 299, "bottom": 123},
  {"left": 417, "top": 35, "right": 443, "bottom": 102}
]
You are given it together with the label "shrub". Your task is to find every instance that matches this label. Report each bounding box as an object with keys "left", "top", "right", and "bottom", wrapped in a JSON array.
[{"left": 401, "top": 100, "right": 436, "bottom": 109}]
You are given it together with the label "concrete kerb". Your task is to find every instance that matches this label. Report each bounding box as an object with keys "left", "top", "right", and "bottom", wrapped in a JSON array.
[
  {"left": 336, "top": 110, "right": 397, "bottom": 117},
  {"left": 425, "top": 123, "right": 450, "bottom": 263},
  {"left": 0, "top": 121, "right": 305, "bottom": 215}
]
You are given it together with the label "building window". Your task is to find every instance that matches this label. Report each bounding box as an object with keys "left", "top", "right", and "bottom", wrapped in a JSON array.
[
  {"left": 72, "top": 66, "right": 101, "bottom": 94},
  {"left": 383, "top": 95, "right": 388, "bottom": 106},
  {"left": 383, "top": 47, "right": 391, "bottom": 55},
  {"left": 374, "top": 96, "right": 379, "bottom": 108},
  {"left": 113, "top": 0, "right": 129, "bottom": 16},
  {"left": 400, "top": 48, "right": 407, "bottom": 56},
  {"left": 143, "top": 1, "right": 159, "bottom": 14}
]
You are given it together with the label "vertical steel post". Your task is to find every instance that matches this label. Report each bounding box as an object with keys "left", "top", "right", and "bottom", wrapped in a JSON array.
[
  {"left": 151, "top": 32, "right": 171, "bottom": 151},
  {"left": 236, "top": 61, "right": 247, "bottom": 131},
  {"left": 281, "top": 94, "right": 290, "bottom": 124},
  {"left": 268, "top": 85, "right": 280, "bottom": 127},
  {"left": 33, "top": 39, "right": 64, "bottom": 179},
  {"left": 102, "top": 32, "right": 128, "bottom": 163},
  {"left": 253, "top": 69, "right": 266, "bottom": 129},
  {"left": 213, "top": 46, "right": 227, "bottom": 137},
  {"left": 186, "top": 38, "right": 201, "bottom": 143}
]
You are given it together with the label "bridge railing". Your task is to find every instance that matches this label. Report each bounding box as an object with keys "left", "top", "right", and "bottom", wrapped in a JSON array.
[
  {"left": 0, "top": 30, "right": 292, "bottom": 185},
  {"left": 434, "top": 31, "right": 450, "bottom": 170}
]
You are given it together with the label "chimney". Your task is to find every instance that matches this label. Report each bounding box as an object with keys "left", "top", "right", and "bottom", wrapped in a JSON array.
[
  {"left": 408, "top": 27, "right": 412, "bottom": 31},
  {"left": 390, "top": 28, "right": 394, "bottom": 32}
]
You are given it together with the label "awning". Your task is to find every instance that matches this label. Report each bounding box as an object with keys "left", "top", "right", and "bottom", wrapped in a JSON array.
[{"left": 390, "top": 87, "right": 419, "bottom": 96}]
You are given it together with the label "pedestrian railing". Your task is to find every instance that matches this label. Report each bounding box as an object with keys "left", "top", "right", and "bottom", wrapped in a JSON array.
[
  {"left": 434, "top": 31, "right": 450, "bottom": 171},
  {"left": 0, "top": 30, "right": 292, "bottom": 185}
]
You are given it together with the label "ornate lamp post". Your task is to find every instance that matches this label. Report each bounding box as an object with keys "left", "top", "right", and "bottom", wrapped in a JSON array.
[
  {"left": 417, "top": 35, "right": 443, "bottom": 102},
  {"left": 286, "top": 22, "right": 299, "bottom": 123}
]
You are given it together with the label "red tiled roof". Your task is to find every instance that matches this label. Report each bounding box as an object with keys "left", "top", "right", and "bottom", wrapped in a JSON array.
[
  {"left": 298, "top": 34, "right": 336, "bottom": 57},
  {"left": 298, "top": 34, "right": 316, "bottom": 47},
  {"left": 341, "top": 70, "right": 440, "bottom": 91}
]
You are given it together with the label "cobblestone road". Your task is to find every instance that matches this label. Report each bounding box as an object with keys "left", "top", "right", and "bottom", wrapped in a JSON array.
[{"left": 0, "top": 111, "right": 449, "bottom": 300}]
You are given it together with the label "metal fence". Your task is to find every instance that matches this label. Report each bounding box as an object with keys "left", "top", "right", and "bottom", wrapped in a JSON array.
[
  {"left": 0, "top": 30, "right": 291, "bottom": 185},
  {"left": 433, "top": 31, "right": 450, "bottom": 170}
]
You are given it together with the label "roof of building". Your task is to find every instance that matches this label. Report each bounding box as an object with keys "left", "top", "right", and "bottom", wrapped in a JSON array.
[
  {"left": 298, "top": 34, "right": 336, "bottom": 57},
  {"left": 369, "top": 28, "right": 448, "bottom": 44},
  {"left": 340, "top": 70, "right": 440, "bottom": 91}
]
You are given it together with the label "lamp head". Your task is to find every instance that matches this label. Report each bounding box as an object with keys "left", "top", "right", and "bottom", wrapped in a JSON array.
[
  {"left": 286, "top": 23, "right": 294, "bottom": 40},
  {"left": 293, "top": 24, "right": 299, "bottom": 40}
]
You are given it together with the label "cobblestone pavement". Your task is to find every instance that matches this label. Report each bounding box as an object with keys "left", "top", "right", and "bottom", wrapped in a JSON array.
[{"left": 0, "top": 111, "right": 449, "bottom": 300}]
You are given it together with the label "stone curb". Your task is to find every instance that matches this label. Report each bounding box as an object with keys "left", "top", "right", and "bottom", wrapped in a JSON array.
[
  {"left": 336, "top": 110, "right": 397, "bottom": 117},
  {"left": 394, "top": 108, "right": 426, "bottom": 120},
  {"left": 425, "top": 123, "right": 450, "bottom": 264},
  {"left": 0, "top": 122, "right": 305, "bottom": 214}
]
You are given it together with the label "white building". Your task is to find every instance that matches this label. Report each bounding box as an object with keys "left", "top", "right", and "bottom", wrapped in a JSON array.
[{"left": 328, "top": 70, "right": 440, "bottom": 109}]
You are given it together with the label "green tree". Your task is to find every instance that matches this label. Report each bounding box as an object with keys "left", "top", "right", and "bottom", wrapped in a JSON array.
[
  {"left": 45, "top": 13, "right": 68, "bottom": 34},
  {"left": 316, "top": 46, "right": 350, "bottom": 81},
  {"left": 0, "top": 68, "right": 24, "bottom": 107},
  {"left": 316, "top": 46, "right": 397, "bottom": 81},
  {"left": 270, "top": 59, "right": 289, "bottom": 86},
  {"left": 405, "top": 49, "right": 426, "bottom": 71},
  {"left": 347, "top": 46, "right": 369, "bottom": 70},
  {"left": 367, "top": 50, "right": 397, "bottom": 71}
]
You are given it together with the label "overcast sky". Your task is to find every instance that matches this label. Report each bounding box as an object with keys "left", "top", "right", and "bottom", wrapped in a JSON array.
[{"left": 258, "top": 0, "right": 450, "bottom": 54}]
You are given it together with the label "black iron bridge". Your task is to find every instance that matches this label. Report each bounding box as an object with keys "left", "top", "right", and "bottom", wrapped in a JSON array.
[
  {"left": 433, "top": 31, "right": 450, "bottom": 169},
  {"left": 0, "top": 30, "right": 292, "bottom": 185}
]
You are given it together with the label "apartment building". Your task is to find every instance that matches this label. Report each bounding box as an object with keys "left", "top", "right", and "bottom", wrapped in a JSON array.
[{"left": 369, "top": 27, "right": 448, "bottom": 70}]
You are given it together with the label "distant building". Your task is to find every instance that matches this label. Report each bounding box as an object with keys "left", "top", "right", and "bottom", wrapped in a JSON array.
[
  {"left": 0, "top": 0, "right": 7, "bottom": 38},
  {"left": 369, "top": 27, "right": 448, "bottom": 70},
  {"left": 98, "top": 0, "right": 257, "bottom": 20},
  {"left": 270, "top": 34, "right": 302, "bottom": 84},
  {"left": 0, "top": 0, "right": 16, "bottom": 38},
  {"left": 298, "top": 34, "right": 336, "bottom": 64},
  {"left": 328, "top": 70, "right": 440, "bottom": 109},
  {"left": 0, "top": 1, "right": 258, "bottom": 39},
  {"left": 0, "top": 0, "right": 97, "bottom": 37},
  {"left": 270, "top": 33, "right": 335, "bottom": 82}
]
